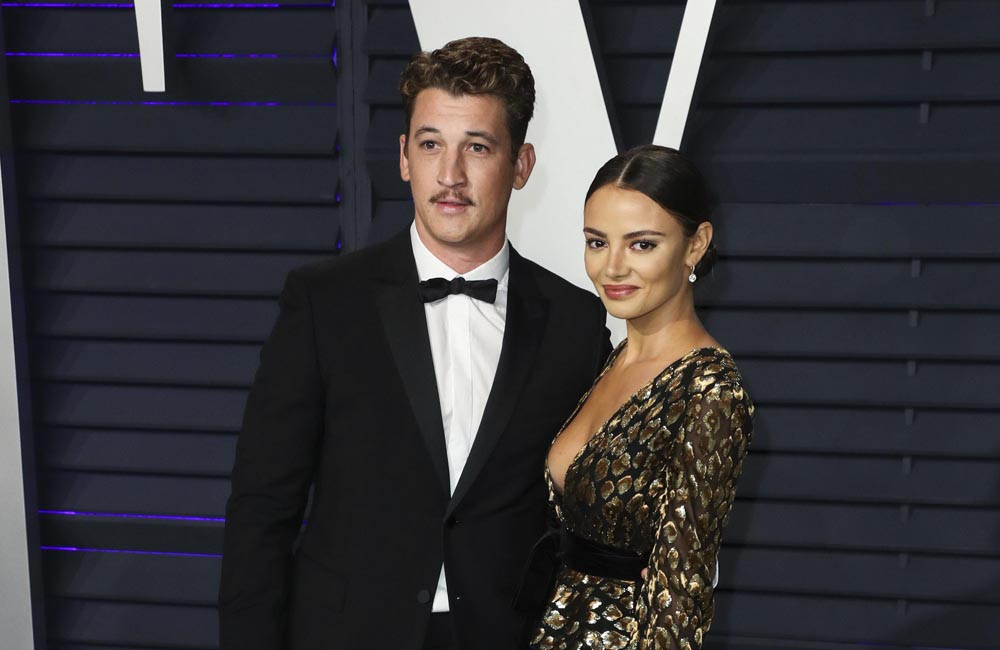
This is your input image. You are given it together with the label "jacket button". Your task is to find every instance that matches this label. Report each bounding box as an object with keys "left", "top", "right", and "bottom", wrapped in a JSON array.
[
  {"left": 446, "top": 515, "right": 458, "bottom": 528},
  {"left": 417, "top": 589, "right": 431, "bottom": 604}
]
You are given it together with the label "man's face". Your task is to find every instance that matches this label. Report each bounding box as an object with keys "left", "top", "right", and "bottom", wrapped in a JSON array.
[{"left": 400, "top": 88, "right": 534, "bottom": 260}]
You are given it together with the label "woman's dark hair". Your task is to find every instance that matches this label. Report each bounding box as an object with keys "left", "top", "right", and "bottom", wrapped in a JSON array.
[{"left": 586, "top": 144, "right": 717, "bottom": 278}]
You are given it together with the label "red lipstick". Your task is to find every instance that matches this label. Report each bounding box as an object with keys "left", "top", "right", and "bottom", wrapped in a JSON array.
[{"left": 602, "top": 285, "right": 639, "bottom": 300}]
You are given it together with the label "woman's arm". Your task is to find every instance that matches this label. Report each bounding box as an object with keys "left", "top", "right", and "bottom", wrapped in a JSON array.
[{"left": 636, "top": 380, "right": 753, "bottom": 649}]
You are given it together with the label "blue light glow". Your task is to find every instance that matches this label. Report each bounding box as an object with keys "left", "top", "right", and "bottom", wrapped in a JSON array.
[
  {"left": 43, "top": 545, "right": 221, "bottom": 558},
  {"left": 40, "top": 509, "right": 225, "bottom": 522},
  {"left": 11, "top": 99, "right": 336, "bottom": 107}
]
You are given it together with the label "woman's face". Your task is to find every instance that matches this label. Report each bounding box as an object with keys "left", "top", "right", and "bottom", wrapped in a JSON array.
[{"left": 583, "top": 185, "right": 709, "bottom": 323}]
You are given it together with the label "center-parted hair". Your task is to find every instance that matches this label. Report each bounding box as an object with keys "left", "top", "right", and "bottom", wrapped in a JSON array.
[
  {"left": 399, "top": 37, "right": 536, "bottom": 157},
  {"left": 586, "top": 144, "right": 718, "bottom": 277}
]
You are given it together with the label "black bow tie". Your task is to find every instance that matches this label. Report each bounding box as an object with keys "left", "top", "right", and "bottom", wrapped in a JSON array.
[{"left": 419, "top": 277, "right": 498, "bottom": 304}]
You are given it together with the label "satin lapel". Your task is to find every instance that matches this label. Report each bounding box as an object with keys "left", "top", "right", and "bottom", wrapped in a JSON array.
[
  {"left": 374, "top": 233, "right": 450, "bottom": 495},
  {"left": 447, "top": 249, "right": 549, "bottom": 515}
]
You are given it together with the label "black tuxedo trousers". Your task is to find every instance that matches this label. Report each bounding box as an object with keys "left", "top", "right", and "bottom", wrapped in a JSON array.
[{"left": 219, "top": 231, "right": 611, "bottom": 650}]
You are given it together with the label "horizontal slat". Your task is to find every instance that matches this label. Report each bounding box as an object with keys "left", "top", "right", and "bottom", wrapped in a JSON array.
[
  {"left": 6, "top": 8, "right": 337, "bottom": 53},
  {"left": 10, "top": 58, "right": 336, "bottom": 102},
  {"left": 26, "top": 201, "right": 339, "bottom": 250},
  {"left": 594, "top": 1, "right": 1000, "bottom": 54},
  {"left": 22, "top": 154, "right": 340, "bottom": 203},
  {"left": 703, "top": 309, "right": 1000, "bottom": 360},
  {"left": 697, "top": 259, "right": 1000, "bottom": 310},
  {"left": 39, "top": 471, "right": 230, "bottom": 517},
  {"left": 364, "top": 4, "right": 419, "bottom": 55},
  {"left": 728, "top": 501, "right": 1000, "bottom": 556},
  {"left": 607, "top": 52, "right": 1000, "bottom": 104},
  {"left": 38, "top": 428, "right": 236, "bottom": 475},
  {"left": 719, "top": 546, "right": 1000, "bottom": 605},
  {"left": 13, "top": 104, "right": 339, "bottom": 154},
  {"left": 48, "top": 599, "right": 217, "bottom": 648},
  {"left": 40, "top": 513, "right": 225, "bottom": 554},
  {"left": 741, "top": 357, "right": 1000, "bottom": 409},
  {"left": 714, "top": 203, "right": 1000, "bottom": 258},
  {"left": 711, "top": 590, "right": 1000, "bottom": 646},
  {"left": 31, "top": 250, "right": 324, "bottom": 296},
  {"left": 33, "top": 294, "right": 277, "bottom": 341},
  {"left": 685, "top": 105, "right": 1000, "bottom": 154},
  {"left": 38, "top": 340, "right": 260, "bottom": 387},
  {"left": 751, "top": 405, "right": 1000, "bottom": 459},
  {"left": 43, "top": 550, "right": 219, "bottom": 605},
  {"left": 740, "top": 453, "right": 1000, "bottom": 507},
  {"left": 41, "top": 383, "right": 246, "bottom": 431}
]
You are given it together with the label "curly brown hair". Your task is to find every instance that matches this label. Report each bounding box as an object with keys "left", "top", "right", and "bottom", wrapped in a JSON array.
[{"left": 399, "top": 36, "right": 535, "bottom": 158}]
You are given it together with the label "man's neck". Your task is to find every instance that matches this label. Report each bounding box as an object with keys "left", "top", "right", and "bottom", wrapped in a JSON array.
[{"left": 415, "top": 227, "right": 506, "bottom": 275}]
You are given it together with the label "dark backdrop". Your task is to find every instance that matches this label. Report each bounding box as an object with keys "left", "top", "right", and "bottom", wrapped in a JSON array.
[{"left": 2, "top": 0, "right": 999, "bottom": 648}]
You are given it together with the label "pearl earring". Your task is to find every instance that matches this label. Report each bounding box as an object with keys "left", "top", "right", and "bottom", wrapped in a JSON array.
[{"left": 688, "top": 266, "right": 697, "bottom": 283}]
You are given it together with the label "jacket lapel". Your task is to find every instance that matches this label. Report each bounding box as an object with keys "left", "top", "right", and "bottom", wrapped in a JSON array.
[
  {"left": 374, "top": 232, "right": 450, "bottom": 495},
  {"left": 447, "top": 248, "right": 549, "bottom": 515}
]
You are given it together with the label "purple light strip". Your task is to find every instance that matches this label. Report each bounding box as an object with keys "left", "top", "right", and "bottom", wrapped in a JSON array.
[
  {"left": 1, "top": 2, "right": 134, "bottom": 6},
  {"left": 40, "top": 509, "right": 224, "bottom": 522},
  {"left": 6, "top": 52, "right": 291, "bottom": 59},
  {"left": 11, "top": 99, "right": 336, "bottom": 107},
  {"left": 6, "top": 52, "right": 138, "bottom": 57},
  {"left": 43, "top": 545, "right": 221, "bottom": 558}
]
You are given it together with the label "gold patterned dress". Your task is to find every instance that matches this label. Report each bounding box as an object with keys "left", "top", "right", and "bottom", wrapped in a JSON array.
[{"left": 529, "top": 344, "right": 754, "bottom": 650}]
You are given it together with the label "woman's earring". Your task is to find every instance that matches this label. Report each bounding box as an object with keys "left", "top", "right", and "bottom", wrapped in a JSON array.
[{"left": 688, "top": 266, "right": 697, "bottom": 283}]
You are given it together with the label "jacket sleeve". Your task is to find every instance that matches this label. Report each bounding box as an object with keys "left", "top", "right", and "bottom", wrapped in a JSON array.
[
  {"left": 219, "top": 268, "right": 326, "bottom": 650},
  {"left": 636, "top": 380, "right": 753, "bottom": 649}
]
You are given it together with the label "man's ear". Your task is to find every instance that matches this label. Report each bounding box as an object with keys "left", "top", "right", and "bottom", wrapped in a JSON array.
[
  {"left": 399, "top": 134, "right": 410, "bottom": 182},
  {"left": 512, "top": 143, "right": 536, "bottom": 190}
]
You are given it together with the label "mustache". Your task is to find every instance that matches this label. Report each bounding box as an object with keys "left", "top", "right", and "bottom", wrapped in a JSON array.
[{"left": 430, "top": 191, "right": 474, "bottom": 206}]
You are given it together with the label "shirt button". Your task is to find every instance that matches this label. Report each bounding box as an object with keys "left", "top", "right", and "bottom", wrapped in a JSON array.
[{"left": 417, "top": 589, "right": 431, "bottom": 604}]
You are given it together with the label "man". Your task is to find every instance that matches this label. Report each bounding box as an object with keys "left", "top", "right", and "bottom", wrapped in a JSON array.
[{"left": 219, "top": 37, "right": 610, "bottom": 650}]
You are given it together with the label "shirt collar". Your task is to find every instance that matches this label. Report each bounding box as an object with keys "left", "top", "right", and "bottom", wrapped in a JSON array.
[{"left": 410, "top": 221, "right": 510, "bottom": 285}]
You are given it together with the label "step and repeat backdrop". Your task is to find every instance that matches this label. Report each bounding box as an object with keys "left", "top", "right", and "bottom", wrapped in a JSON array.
[{"left": 2, "top": 0, "right": 999, "bottom": 648}]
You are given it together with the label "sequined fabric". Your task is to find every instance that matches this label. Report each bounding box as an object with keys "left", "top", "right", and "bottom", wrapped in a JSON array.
[{"left": 530, "top": 344, "right": 753, "bottom": 650}]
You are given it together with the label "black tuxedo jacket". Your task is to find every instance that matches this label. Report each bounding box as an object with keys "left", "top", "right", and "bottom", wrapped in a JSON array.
[{"left": 219, "top": 230, "right": 611, "bottom": 650}]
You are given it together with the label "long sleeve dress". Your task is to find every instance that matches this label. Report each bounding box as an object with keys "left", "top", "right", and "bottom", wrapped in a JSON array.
[{"left": 529, "top": 343, "right": 753, "bottom": 650}]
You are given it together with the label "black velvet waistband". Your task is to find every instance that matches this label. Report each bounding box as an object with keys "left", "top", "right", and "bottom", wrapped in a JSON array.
[
  {"left": 512, "top": 527, "right": 646, "bottom": 616},
  {"left": 560, "top": 528, "right": 646, "bottom": 582}
]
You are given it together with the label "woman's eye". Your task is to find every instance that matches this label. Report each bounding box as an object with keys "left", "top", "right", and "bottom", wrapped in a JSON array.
[
  {"left": 586, "top": 238, "right": 607, "bottom": 249},
  {"left": 631, "top": 240, "right": 656, "bottom": 251}
]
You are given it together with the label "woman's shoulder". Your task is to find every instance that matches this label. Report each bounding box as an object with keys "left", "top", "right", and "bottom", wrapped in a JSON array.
[{"left": 659, "top": 347, "right": 751, "bottom": 403}]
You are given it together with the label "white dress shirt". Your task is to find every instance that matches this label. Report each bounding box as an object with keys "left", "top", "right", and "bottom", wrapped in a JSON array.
[{"left": 409, "top": 223, "right": 509, "bottom": 612}]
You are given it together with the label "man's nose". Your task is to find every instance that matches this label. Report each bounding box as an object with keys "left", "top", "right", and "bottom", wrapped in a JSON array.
[{"left": 437, "top": 149, "right": 467, "bottom": 187}]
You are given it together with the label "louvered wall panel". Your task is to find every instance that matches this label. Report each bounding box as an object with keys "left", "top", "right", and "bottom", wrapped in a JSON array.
[{"left": 3, "top": 1, "right": 341, "bottom": 647}]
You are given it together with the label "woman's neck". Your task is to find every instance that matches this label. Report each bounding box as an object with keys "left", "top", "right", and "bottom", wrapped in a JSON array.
[{"left": 621, "top": 300, "right": 712, "bottom": 365}]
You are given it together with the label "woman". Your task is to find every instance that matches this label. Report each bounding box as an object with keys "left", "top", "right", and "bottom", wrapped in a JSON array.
[{"left": 522, "top": 145, "right": 753, "bottom": 649}]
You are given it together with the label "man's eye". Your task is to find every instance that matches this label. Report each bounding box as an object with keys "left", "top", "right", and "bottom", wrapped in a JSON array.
[
  {"left": 470, "top": 143, "right": 488, "bottom": 153},
  {"left": 420, "top": 141, "right": 437, "bottom": 150}
]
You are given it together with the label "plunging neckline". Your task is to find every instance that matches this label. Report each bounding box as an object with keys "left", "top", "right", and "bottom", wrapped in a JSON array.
[{"left": 546, "top": 342, "right": 726, "bottom": 496}]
